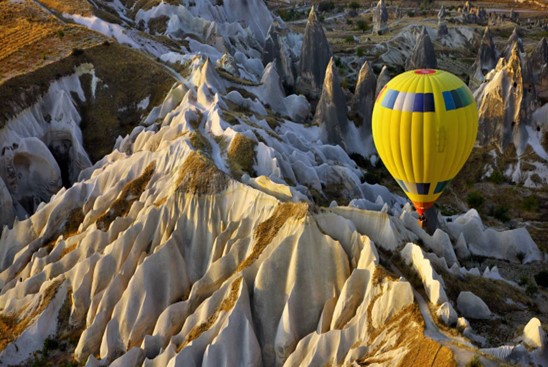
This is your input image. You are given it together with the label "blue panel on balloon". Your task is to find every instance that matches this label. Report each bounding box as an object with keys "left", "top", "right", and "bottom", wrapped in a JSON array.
[
  {"left": 416, "top": 183, "right": 430, "bottom": 195},
  {"left": 434, "top": 180, "right": 451, "bottom": 194},
  {"left": 451, "top": 89, "right": 463, "bottom": 108},
  {"left": 442, "top": 91, "right": 456, "bottom": 111},
  {"left": 422, "top": 93, "right": 435, "bottom": 112},
  {"left": 382, "top": 89, "right": 399, "bottom": 109}
]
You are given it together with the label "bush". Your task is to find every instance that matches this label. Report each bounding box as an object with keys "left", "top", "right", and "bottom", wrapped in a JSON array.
[
  {"left": 355, "top": 19, "right": 368, "bottom": 32},
  {"left": 56, "top": 29, "right": 65, "bottom": 39},
  {"left": 534, "top": 270, "right": 548, "bottom": 288},
  {"left": 525, "top": 284, "right": 538, "bottom": 297},
  {"left": 348, "top": 1, "right": 360, "bottom": 10},
  {"left": 522, "top": 196, "right": 538, "bottom": 211},
  {"left": 492, "top": 205, "right": 510, "bottom": 222},
  {"left": 344, "top": 35, "right": 355, "bottom": 43},
  {"left": 466, "top": 191, "right": 484, "bottom": 208},
  {"left": 278, "top": 8, "right": 302, "bottom": 21},
  {"left": 466, "top": 355, "right": 483, "bottom": 367},
  {"left": 488, "top": 169, "right": 505, "bottom": 184},
  {"left": 356, "top": 47, "right": 364, "bottom": 57},
  {"left": 346, "top": 18, "right": 353, "bottom": 25},
  {"left": 318, "top": 1, "right": 335, "bottom": 12}
]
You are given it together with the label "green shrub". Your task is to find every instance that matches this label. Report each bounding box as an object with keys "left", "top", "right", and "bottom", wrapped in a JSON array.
[
  {"left": 348, "top": 1, "right": 360, "bottom": 10},
  {"left": 525, "top": 284, "right": 538, "bottom": 297},
  {"left": 466, "top": 355, "right": 483, "bottom": 367},
  {"left": 492, "top": 205, "right": 510, "bottom": 222},
  {"left": 344, "top": 35, "right": 355, "bottom": 43},
  {"left": 318, "top": 1, "right": 335, "bottom": 12},
  {"left": 356, "top": 47, "right": 364, "bottom": 57},
  {"left": 534, "top": 270, "right": 548, "bottom": 288},
  {"left": 488, "top": 169, "right": 505, "bottom": 184},
  {"left": 522, "top": 196, "right": 538, "bottom": 211},
  {"left": 466, "top": 191, "right": 484, "bottom": 208},
  {"left": 355, "top": 19, "right": 368, "bottom": 32}
]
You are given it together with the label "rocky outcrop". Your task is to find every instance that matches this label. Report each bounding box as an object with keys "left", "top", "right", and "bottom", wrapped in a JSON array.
[
  {"left": 406, "top": 27, "right": 437, "bottom": 70},
  {"left": 530, "top": 38, "right": 548, "bottom": 102},
  {"left": 459, "top": 1, "right": 487, "bottom": 25},
  {"left": 457, "top": 291, "right": 492, "bottom": 319},
  {"left": 372, "top": 0, "right": 388, "bottom": 35},
  {"left": 530, "top": 37, "right": 548, "bottom": 75},
  {"left": 523, "top": 317, "right": 546, "bottom": 349},
  {"left": 297, "top": 6, "right": 332, "bottom": 99},
  {"left": 470, "top": 27, "right": 498, "bottom": 88},
  {"left": 314, "top": 58, "right": 349, "bottom": 149},
  {"left": 351, "top": 61, "right": 376, "bottom": 129},
  {"left": 350, "top": 61, "right": 377, "bottom": 154},
  {"left": 262, "top": 22, "right": 296, "bottom": 90},
  {"left": 475, "top": 43, "right": 535, "bottom": 153},
  {"left": 376, "top": 65, "right": 390, "bottom": 97},
  {"left": 437, "top": 5, "right": 448, "bottom": 37},
  {"left": 502, "top": 28, "right": 524, "bottom": 60}
]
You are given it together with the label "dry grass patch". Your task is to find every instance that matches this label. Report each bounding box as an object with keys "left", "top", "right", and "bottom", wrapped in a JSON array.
[
  {"left": 96, "top": 162, "right": 155, "bottom": 231},
  {"left": 178, "top": 277, "right": 242, "bottom": 351},
  {"left": 216, "top": 68, "right": 260, "bottom": 86},
  {"left": 176, "top": 152, "right": 228, "bottom": 195},
  {"left": 0, "top": 0, "right": 104, "bottom": 85},
  {"left": 227, "top": 133, "right": 256, "bottom": 178},
  {"left": 237, "top": 202, "right": 308, "bottom": 272},
  {"left": 189, "top": 131, "right": 212, "bottom": 155},
  {"left": 36, "top": 0, "right": 93, "bottom": 16},
  {"left": 0, "top": 279, "right": 63, "bottom": 352}
]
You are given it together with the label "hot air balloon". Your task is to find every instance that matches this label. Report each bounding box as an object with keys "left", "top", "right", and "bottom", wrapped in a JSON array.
[{"left": 372, "top": 69, "right": 478, "bottom": 227}]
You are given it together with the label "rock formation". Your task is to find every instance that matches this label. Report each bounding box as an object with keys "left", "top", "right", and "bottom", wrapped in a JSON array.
[
  {"left": 437, "top": 5, "right": 448, "bottom": 37},
  {"left": 263, "top": 21, "right": 296, "bottom": 90},
  {"left": 511, "top": 9, "right": 519, "bottom": 24},
  {"left": 372, "top": 0, "right": 388, "bottom": 35},
  {"left": 296, "top": 6, "right": 332, "bottom": 99},
  {"left": 406, "top": 27, "right": 437, "bottom": 70},
  {"left": 376, "top": 65, "right": 391, "bottom": 97},
  {"left": 314, "top": 58, "right": 349, "bottom": 149},
  {"left": 470, "top": 27, "right": 498, "bottom": 88},
  {"left": 475, "top": 43, "right": 536, "bottom": 154},
  {"left": 350, "top": 61, "right": 377, "bottom": 155},
  {"left": 530, "top": 38, "right": 548, "bottom": 102},
  {"left": 502, "top": 28, "right": 524, "bottom": 60},
  {"left": 459, "top": 1, "right": 487, "bottom": 25}
]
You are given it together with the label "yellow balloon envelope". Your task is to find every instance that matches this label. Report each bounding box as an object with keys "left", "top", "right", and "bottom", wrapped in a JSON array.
[{"left": 372, "top": 69, "right": 478, "bottom": 215}]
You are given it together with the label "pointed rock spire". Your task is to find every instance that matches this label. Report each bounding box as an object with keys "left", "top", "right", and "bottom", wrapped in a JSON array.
[
  {"left": 350, "top": 61, "right": 377, "bottom": 155},
  {"left": 351, "top": 61, "right": 376, "bottom": 129},
  {"left": 475, "top": 42, "right": 536, "bottom": 153},
  {"left": 530, "top": 38, "right": 548, "bottom": 102},
  {"left": 373, "top": 0, "right": 388, "bottom": 35},
  {"left": 470, "top": 27, "right": 498, "bottom": 87},
  {"left": 375, "top": 65, "right": 390, "bottom": 98},
  {"left": 406, "top": 27, "right": 437, "bottom": 70},
  {"left": 263, "top": 21, "right": 295, "bottom": 89},
  {"left": 502, "top": 28, "right": 524, "bottom": 59},
  {"left": 297, "top": 6, "right": 332, "bottom": 99},
  {"left": 438, "top": 5, "right": 446, "bottom": 20},
  {"left": 314, "top": 58, "right": 348, "bottom": 148},
  {"left": 530, "top": 37, "right": 548, "bottom": 74}
]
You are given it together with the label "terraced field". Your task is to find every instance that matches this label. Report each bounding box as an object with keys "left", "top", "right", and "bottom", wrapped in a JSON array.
[{"left": 0, "top": 0, "right": 104, "bottom": 83}]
